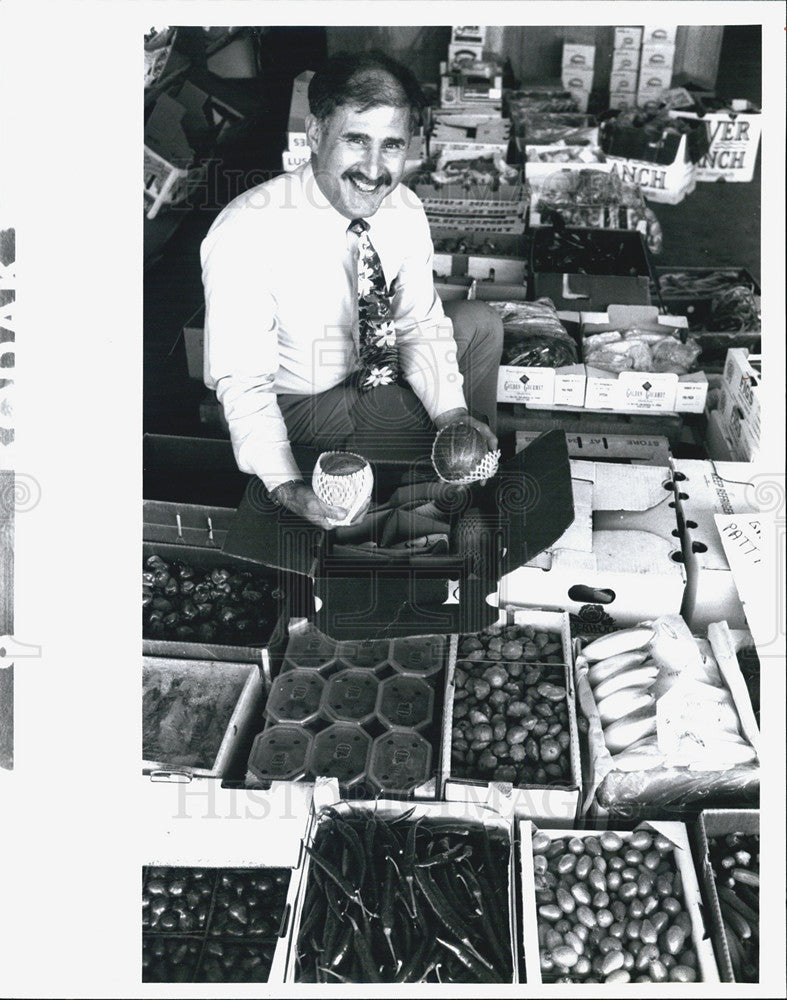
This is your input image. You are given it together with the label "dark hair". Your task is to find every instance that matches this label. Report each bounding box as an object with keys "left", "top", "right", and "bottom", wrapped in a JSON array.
[{"left": 308, "top": 50, "right": 427, "bottom": 132}]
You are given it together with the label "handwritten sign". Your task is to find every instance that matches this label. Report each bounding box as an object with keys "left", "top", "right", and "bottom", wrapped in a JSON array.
[{"left": 714, "top": 513, "right": 767, "bottom": 646}]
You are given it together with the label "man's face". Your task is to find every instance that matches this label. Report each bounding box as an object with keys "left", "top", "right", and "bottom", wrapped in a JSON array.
[{"left": 306, "top": 102, "right": 411, "bottom": 220}]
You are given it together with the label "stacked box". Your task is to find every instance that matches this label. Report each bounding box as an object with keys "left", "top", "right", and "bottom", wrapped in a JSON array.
[
  {"left": 638, "top": 44, "right": 675, "bottom": 108},
  {"left": 610, "top": 26, "right": 642, "bottom": 110},
  {"left": 714, "top": 349, "right": 762, "bottom": 461}
]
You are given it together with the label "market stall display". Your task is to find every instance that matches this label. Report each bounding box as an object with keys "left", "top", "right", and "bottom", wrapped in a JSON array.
[{"left": 138, "top": 22, "right": 771, "bottom": 990}]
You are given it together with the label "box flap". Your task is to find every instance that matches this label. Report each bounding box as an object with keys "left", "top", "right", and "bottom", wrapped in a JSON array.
[
  {"left": 145, "top": 93, "right": 193, "bottom": 162},
  {"left": 592, "top": 462, "right": 672, "bottom": 512},
  {"left": 141, "top": 780, "right": 313, "bottom": 868}
]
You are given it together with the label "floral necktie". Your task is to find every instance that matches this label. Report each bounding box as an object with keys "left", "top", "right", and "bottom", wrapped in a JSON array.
[{"left": 348, "top": 218, "right": 400, "bottom": 391}]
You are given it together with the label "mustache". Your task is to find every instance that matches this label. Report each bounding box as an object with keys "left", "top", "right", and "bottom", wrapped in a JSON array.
[{"left": 343, "top": 169, "right": 392, "bottom": 189}]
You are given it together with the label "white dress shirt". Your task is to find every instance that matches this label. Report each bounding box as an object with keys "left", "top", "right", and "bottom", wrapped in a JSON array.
[{"left": 200, "top": 162, "right": 467, "bottom": 491}]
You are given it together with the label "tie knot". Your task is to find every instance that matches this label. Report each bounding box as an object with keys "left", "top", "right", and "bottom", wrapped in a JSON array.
[{"left": 348, "top": 218, "right": 369, "bottom": 237}]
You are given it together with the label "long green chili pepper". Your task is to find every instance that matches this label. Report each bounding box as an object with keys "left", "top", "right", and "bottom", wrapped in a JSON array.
[
  {"left": 304, "top": 843, "right": 369, "bottom": 915},
  {"left": 413, "top": 866, "right": 493, "bottom": 972},
  {"left": 380, "top": 855, "right": 397, "bottom": 963},
  {"left": 396, "top": 933, "right": 436, "bottom": 984},
  {"left": 417, "top": 841, "right": 473, "bottom": 867},
  {"left": 328, "top": 921, "right": 354, "bottom": 971},
  {"left": 435, "top": 935, "right": 504, "bottom": 984},
  {"left": 346, "top": 913, "right": 382, "bottom": 983},
  {"left": 331, "top": 813, "right": 367, "bottom": 890},
  {"left": 461, "top": 866, "right": 511, "bottom": 973}
]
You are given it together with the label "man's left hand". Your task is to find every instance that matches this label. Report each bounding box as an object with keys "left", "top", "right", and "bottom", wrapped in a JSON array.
[{"left": 434, "top": 408, "right": 498, "bottom": 453}]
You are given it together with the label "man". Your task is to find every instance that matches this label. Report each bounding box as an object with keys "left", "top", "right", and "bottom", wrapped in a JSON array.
[{"left": 201, "top": 51, "right": 504, "bottom": 529}]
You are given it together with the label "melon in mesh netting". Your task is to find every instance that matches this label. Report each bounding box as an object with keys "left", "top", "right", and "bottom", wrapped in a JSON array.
[
  {"left": 312, "top": 451, "right": 374, "bottom": 523},
  {"left": 431, "top": 422, "right": 500, "bottom": 485}
]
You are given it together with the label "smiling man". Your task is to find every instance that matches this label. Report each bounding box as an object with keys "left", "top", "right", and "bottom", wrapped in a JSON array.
[{"left": 201, "top": 51, "right": 504, "bottom": 529}]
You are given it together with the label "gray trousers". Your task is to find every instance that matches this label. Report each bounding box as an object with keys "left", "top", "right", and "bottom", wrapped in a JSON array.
[{"left": 277, "top": 299, "right": 504, "bottom": 463}]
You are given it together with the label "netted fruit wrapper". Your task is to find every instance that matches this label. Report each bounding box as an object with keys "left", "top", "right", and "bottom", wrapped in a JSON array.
[
  {"left": 312, "top": 452, "right": 374, "bottom": 525},
  {"left": 430, "top": 436, "right": 501, "bottom": 486}
]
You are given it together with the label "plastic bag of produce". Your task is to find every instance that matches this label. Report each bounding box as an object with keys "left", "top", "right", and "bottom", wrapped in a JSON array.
[
  {"left": 490, "top": 298, "right": 579, "bottom": 368},
  {"left": 574, "top": 615, "right": 759, "bottom": 816}
]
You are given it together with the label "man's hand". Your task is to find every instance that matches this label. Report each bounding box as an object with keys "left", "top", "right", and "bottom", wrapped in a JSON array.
[
  {"left": 434, "top": 408, "right": 498, "bottom": 452},
  {"left": 270, "top": 480, "right": 348, "bottom": 530}
]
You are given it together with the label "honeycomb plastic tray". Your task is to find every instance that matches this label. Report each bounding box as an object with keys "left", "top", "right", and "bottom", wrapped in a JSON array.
[{"left": 245, "top": 624, "right": 449, "bottom": 796}]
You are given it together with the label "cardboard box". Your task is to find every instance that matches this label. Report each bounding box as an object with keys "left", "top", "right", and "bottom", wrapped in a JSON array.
[
  {"left": 640, "top": 42, "right": 676, "bottom": 72},
  {"left": 141, "top": 781, "right": 313, "bottom": 983},
  {"left": 716, "top": 349, "right": 761, "bottom": 460},
  {"left": 609, "top": 69, "right": 639, "bottom": 95},
  {"left": 441, "top": 607, "right": 582, "bottom": 823},
  {"left": 614, "top": 26, "right": 643, "bottom": 50},
  {"left": 581, "top": 305, "right": 708, "bottom": 414},
  {"left": 670, "top": 106, "right": 762, "bottom": 182},
  {"left": 431, "top": 111, "right": 509, "bottom": 145},
  {"left": 440, "top": 74, "right": 503, "bottom": 109},
  {"left": 448, "top": 41, "right": 486, "bottom": 69},
  {"left": 642, "top": 25, "right": 678, "bottom": 46},
  {"left": 497, "top": 362, "right": 586, "bottom": 407},
  {"left": 670, "top": 460, "right": 758, "bottom": 632},
  {"left": 434, "top": 275, "right": 477, "bottom": 303},
  {"left": 432, "top": 251, "right": 526, "bottom": 284},
  {"left": 142, "top": 656, "right": 264, "bottom": 780},
  {"left": 609, "top": 93, "right": 637, "bottom": 111},
  {"left": 611, "top": 49, "right": 640, "bottom": 73},
  {"left": 561, "top": 69, "right": 594, "bottom": 113},
  {"left": 516, "top": 431, "right": 672, "bottom": 467},
  {"left": 498, "top": 460, "right": 687, "bottom": 629},
  {"left": 654, "top": 266, "right": 760, "bottom": 331},
  {"left": 281, "top": 148, "right": 311, "bottom": 173},
  {"left": 287, "top": 131, "right": 308, "bottom": 151},
  {"left": 696, "top": 808, "right": 759, "bottom": 982},
  {"left": 287, "top": 70, "right": 313, "bottom": 134},
  {"left": 531, "top": 227, "right": 652, "bottom": 311},
  {"left": 705, "top": 408, "right": 740, "bottom": 463},
  {"left": 143, "top": 499, "right": 286, "bottom": 666},
  {"left": 520, "top": 820, "right": 720, "bottom": 983},
  {"left": 224, "top": 432, "right": 574, "bottom": 640},
  {"left": 605, "top": 150, "right": 696, "bottom": 204},
  {"left": 562, "top": 43, "right": 596, "bottom": 70},
  {"left": 451, "top": 25, "right": 487, "bottom": 46},
  {"left": 284, "top": 789, "right": 522, "bottom": 982}
]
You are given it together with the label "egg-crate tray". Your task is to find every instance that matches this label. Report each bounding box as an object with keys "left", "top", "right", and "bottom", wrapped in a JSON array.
[
  {"left": 142, "top": 865, "right": 291, "bottom": 984},
  {"left": 244, "top": 626, "right": 450, "bottom": 797}
]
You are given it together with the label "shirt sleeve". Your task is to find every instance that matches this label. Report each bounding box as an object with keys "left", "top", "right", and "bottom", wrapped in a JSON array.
[
  {"left": 388, "top": 205, "right": 468, "bottom": 422},
  {"left": 201, "top": 211, "right": 303, "bottom": 492}
]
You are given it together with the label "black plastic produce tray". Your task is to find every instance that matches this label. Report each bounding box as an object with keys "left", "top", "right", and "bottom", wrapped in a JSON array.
[
  {"left": 245, "top": 625, "right": 448, "bottom": 797},
  {"left": 142, "top": 865, "right": 290, "bottom": 984}
]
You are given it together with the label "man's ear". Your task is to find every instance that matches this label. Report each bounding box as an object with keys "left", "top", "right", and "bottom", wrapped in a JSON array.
[{"left": 305, "top": 114, "right": 322, "bottom": 155}]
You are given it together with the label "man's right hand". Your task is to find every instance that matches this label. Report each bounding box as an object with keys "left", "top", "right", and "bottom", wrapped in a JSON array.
[{"left": 270, "top": 480, "right": 348, "bottom": 530}]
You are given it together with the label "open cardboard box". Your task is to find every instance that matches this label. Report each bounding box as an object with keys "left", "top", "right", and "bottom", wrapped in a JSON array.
[
  {"left": 694, "top": 808, "right": 759, "bottom": 982},
  {"left": 441, "top": 605, "right": 582, "bottom": 825},
  {"left": 433, "top": 249, "right": 526, "bottom": 285},
  {"left": 715, "top": 349, "right": 761, "bottom": 462},
  {"left": 143, "top": 499, "right": 292, "bottom": 666},
  {"left": 519, "top": 819, "right": 720, "bottom": 983},
  {"left": 577, "top": 615, "right": 759, "bottom": 821},
  {"left": 142, "top": 656, "right": 264, "bottom": 781},
  {"left": 283, "top": 782, "right": 522, "bottom": 982},
  {"left": 516, "top": 431, "right": 671, "bottom": 467},
  {"left": 141, "top": 780, "right": 313, "bottom": 984},
  {"left": 670, "top": 460, "right": 759, "bottom": 632},
  {"left": 669, "top": 103, "right": 761, "bottom": 183},
  {"left": 498, "top": 459, "right": 686, "bottom": 629},
  {"left": 531, "top": 227, "right": 652, "bottom": 311},
  {"left": 581, "top": 305, "right": 708, "bottom": 413},
  {"left": 221, "top": 430, "right": 574, "bottom": 641}
]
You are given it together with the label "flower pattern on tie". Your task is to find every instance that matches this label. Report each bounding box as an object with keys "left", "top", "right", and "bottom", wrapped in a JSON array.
[{"left": 348, "top": 218, "right": 400, "bottom": 391}]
